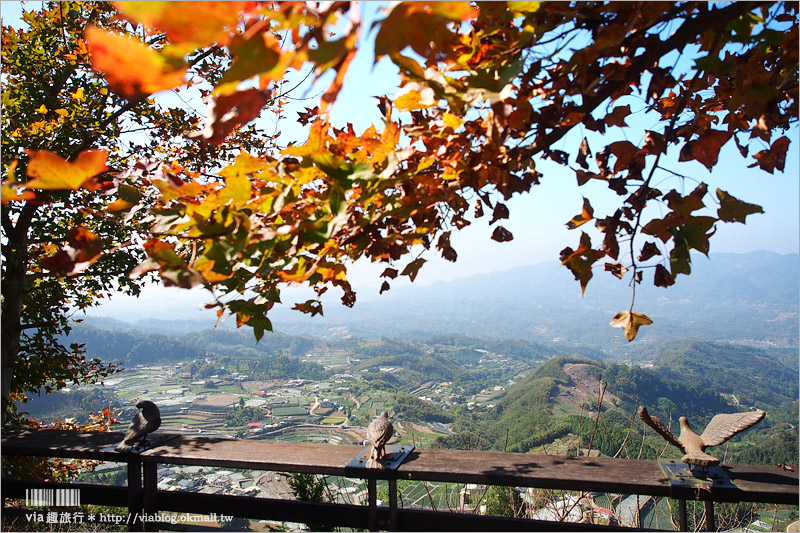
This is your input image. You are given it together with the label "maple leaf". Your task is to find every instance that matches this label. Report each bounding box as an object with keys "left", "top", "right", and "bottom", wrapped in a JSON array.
[
  {"left": 190, "top": 88, "right": 271, "bottom": 145},
  {"left": 25, "top": 149, "right": 107, "bottom": 190},
  {"left": 604, "top": 262, "right": 628, "bottom": 280},
  {"left": 297, "top": 106, "right": 320, "bottom": 126},
  {"left": 716, "top": 189, "right": 764, "bottom": 223},
  {"left": 751, "top": 136, "right": 790, "bottom": 174},
  {"left": 381, "top": 267, "right": 399, "bottom": 279},
  {"left": 318, "top": 35, "right": 359, "bottom": 113},
  {"left": 491, "top": 226, "right": 514, "bottom": 242},
  {"left": 576, "top": 137, "right": 592, "bottom": 170},
  {"left": 642, "top": 130, "right": 666, "bottom": 156},
  {"left": 85, "top": 27, "right": 186, "bottom": 99},
  {"left": 401, "top": 257, "right": 427, "bottom": 282},
  {"left": 218, "top": 31, "right": 283, "bottom": 93},
  {"left": 293, "top": 299, "right": 324, "bottom": 317},
  {"left": 607, "top": 141, "right": 644, "bottom": 175},
  {"left": 131, "top": 239, "right": 204, "bottom": 288},
  {"left": 489, "top": 203, "right": 510, "bottom": 225},
  {"left": 41, "top": 227, "right": 103, "bottom": 276},
  {"left": 653, "top": 264, "right": 674, "bottom": 287},
  {"left": 638, "top": 242, "right": 661, "bottom": 262},
  {"left": 566, "top": 198, "right": 594, "bottom": 229},
  {"left": 610, "top": 311, "right": 653, "bottom": 341},
  {"left": 560, "top": 232, "right": 604, "bottom": 294},
  {"left": 375, "top": 4, "right": 458, "bottom": 63},
  {"left": 546, "top": 149, "right": 570, "bottom": 166},
  {"left": 376, "top": 95, "right": 392, "bottom": 119},
  {"left": 678, "top": 129, "right": 732, "bottom": 170},
  {"left": 428, "top": 1, "right": 479, "bottom": 20},
  {"left": 1, "top": 185, "right": 36, "bottom": 204},
  {"left": 508, "top": 1, "right": 541, "bottom": 13},
  {"left": 115, "top": 1, "right": 254, "bottom": 48},
  {"left": 394, "top": 87, "right": 436, "bottom": 110},
  {"left": 575, "top": 169, "right": 602, "bottom": 186},
  {"left": 436, "top": 231, "right": 458, "bottom": 262},
  {"left": 604, "top": 105, "right": 631, "bottom": 128}
]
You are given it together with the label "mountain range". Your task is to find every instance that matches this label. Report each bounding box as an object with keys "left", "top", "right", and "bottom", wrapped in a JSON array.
[{"left": 84, "top": 251, "right": 798, "bottom": 355}]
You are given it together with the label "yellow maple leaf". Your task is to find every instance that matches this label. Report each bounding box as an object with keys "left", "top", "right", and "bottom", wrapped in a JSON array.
[
  {"left": 25, "top": 149, "right": 108, "bottom": 190},
  {"left": 1, "top": 184, "right": 36, "bottom": 204},
  {"left": 609, "top": 311, "right": 653, "bottom": 341}
]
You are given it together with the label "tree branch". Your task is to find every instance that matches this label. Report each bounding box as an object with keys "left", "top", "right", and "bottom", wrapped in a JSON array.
[{"left": 517, "top": 1, "right": 764, "bottom": 161}]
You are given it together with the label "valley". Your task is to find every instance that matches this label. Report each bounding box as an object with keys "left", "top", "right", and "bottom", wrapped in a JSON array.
[
  {"left": 23, "top": 325, "right": 798, "bottom": 530},
  {"left": 16, "top": 251, "right": 799, "bottom": 529}
]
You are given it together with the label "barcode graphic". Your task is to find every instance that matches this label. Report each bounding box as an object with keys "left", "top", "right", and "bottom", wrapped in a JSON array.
[{"left": 26, "top": 489, "right": 80, "bottom": 507}]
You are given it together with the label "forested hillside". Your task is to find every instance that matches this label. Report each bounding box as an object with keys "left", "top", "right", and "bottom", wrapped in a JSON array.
[
  {"left": 435, "top": 344, "right": 797, "bottom": 465},
  {"left": 49, "top": 321, "right": 797, "bottom": 467},
  {"left": 655, "top": 339, "right": 798, "bottom": 408},
  {"left": 60, "top": 325, "right": 316, "bottom": 365}
]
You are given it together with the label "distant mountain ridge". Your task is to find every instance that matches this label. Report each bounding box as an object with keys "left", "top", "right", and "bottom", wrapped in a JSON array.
[
  {"left": 267, "top": 251, "right": 798, "bottom": 352},
  {"left": 84, "top": 251, "right": 798, "bottom": 353}
]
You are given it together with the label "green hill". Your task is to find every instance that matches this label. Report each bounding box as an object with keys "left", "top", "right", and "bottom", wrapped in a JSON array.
[
  {"left": 654, "top": 339, "right": 797, "bottom": 409},
  {"left": 438, "top": 342, "right": 797, "bottom": 465}
]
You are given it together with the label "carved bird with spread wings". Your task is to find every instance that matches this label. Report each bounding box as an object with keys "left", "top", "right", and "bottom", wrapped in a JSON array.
[
  {"left": 115, "top": 400, "right": 162, "bottom": 453},
  {"left": 639, "top": 406, "right": 765, "bottom": 466},
  {"left": 367, "top": 411, "right": 393, "bottom": 461}
]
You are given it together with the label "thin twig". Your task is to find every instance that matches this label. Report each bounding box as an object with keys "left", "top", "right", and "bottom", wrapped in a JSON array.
[{"left": 613, "top": 396, "right": 639, "bottom": 459}]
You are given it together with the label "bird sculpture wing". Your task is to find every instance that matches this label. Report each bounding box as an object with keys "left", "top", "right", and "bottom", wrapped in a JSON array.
[
  {"left": 700, "top": 410, "right": 765, "bottom": 448},
  {"left": 116, "top": 411, "right": 147, "bottom": 452},
  {"left": 639, "top": 407, "right": 683, "bottom": 450},
  {"left": 141, "top": 401, "right": 162, "bottom": 434}
]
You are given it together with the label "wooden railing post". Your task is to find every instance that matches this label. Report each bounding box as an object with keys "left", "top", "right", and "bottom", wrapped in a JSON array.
[
  {"left": 367, "top": 478, "right": 377, "bottom": 531},
  {"left": 388, "top": 478, "right": 398, "bottom": 531},
  {"left": 127, "top": 458, "right": 143, "bottom": 531},
  {"left": 142, "top": 462, "right": 158, "bottom": 532},
  {"left": 678, "top": 499, "right": 687, "bottom": 532},
  {"left": 703, "top": 500, "right": 715, "bottom": 532}
]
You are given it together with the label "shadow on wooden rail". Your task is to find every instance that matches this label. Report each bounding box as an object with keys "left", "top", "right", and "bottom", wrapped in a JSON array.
[{"left": 2, "top": 428, "right": 797, "bottom": 531}]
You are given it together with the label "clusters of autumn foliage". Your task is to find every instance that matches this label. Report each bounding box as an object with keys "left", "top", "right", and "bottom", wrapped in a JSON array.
[{"left": 1, "top": 1, "right": 797, "bottom": 425}]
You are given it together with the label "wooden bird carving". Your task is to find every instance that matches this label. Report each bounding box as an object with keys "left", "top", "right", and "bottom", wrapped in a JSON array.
[
  {"left": 116, "top": 400, "right": 162, "bottom": 453},
  {"left": 639, "top": 406, "right": 765, "bottom": 466},
  {"left": 367, "top": 411, "right": 393, "bottom": 461}
]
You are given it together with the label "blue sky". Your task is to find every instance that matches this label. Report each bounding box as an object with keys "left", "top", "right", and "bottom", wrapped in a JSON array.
[
  {"left": 294, "top": 3, "right": 800, "bottom": 288},
  {"left": 3, "top": 1, "right": 798, "bottom": 319}
]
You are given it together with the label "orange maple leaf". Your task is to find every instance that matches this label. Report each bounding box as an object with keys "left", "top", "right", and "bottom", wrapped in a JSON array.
[
  {"left": 25, "top": 149, "right": 108, "bottom": 190},
  {"left": 85, "top": 27, "right": 186, "bottom": 99}
]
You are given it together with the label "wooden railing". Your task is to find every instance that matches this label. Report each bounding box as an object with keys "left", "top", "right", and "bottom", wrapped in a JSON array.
[{"left": 2, "top": 428, "right": 797, "bottom": 531}]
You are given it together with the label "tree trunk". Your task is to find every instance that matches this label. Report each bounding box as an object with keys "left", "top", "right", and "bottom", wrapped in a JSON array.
[{"left": 1, "top": 204, "right": 36, "bottom": 423}]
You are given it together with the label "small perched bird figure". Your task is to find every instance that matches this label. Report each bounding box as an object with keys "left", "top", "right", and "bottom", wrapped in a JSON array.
[
  {"left": 367, "top": 411, "right": 393, "bottom": 461},
  {"left": 115, "top": 400, "right": 162, "bottom": 453},
  {"left": 639, "top": 406, "right": 765, "bottom": 466}
]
